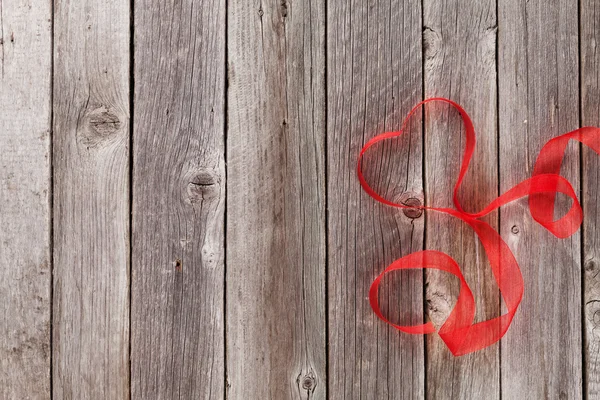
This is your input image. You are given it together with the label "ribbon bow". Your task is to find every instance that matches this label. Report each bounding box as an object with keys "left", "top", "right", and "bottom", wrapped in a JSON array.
[{"left": 357, "top": 97, "right": 600, "bottom": 356}]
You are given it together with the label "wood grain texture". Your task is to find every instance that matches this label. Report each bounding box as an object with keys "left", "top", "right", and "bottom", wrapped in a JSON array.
[
  {"left": 423, "top": 1, "right": 499, "bottom": 398},
  {"left": 131, "top": 0, "right": 225, "bottom": 398},
  {"left": 327, "top": 0, "right": 425, "bottom": 398},
  {"left": 581, "top": 0, "right": 600, "bottom": 396},
  {"left": 53, "top": 0, "right": 130, "bottom": 398},
  {"left": 498, "top": 0, "right": 581, "bottom": 397},
  {"left": 226, "top": 0, "right": 326, "bottom": 398},
  {"left": 0, "top": 0, "right": 51, "bottom": 397},
  {"left": 2, "top": 1, "right": 596, "bottom": 397}
]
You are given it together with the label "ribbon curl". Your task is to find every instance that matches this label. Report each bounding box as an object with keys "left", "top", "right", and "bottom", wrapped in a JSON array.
[{"left": 357, "top": 98, "right": 600, "bottom": 356}]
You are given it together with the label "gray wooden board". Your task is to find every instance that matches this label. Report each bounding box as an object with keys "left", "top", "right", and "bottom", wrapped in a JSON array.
[
  {"left": 52, "top": 0, "right": 131, "bottom": 398},
  {"left": 130, "top": 0, "right": 226, "bottom": 398},
  {"left": 423, "top": 0, "right": 500, "bottom": 398},
  {"left": 226, "top": 0, "right": 326, "bottom": 398},
  {"left": 498, "top": 0, "right": 582, "bottom": 397},
  {"left": 582, "top": 0, "right": 600, "bottom": 396},
  {"left": 0, "top": 0, "right": 52, "bottom": 398},
  {"left": 327, "top": 0, "right": 425, "bottom": 398}
]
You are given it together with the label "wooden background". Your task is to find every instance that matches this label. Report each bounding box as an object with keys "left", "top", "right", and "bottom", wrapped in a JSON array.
[{"left": 1, "top": 0, "right": 599, "bottom": 398}]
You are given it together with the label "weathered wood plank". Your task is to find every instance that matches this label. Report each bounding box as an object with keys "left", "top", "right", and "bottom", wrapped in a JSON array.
[
  {"left": 53, "top": 0, "right": 130, "bottom": 398},
  {"left": 226, "top": 0, "right": 326, "bottom": 398},
  {"left": 0, "top": 0, "right": 51, "bottom": 397},
  {"left": 423, "top": 1, "right": 499, "bottom": 398},
  {"left": 327, "top": 0, "right": 425, "bottom": 398},
  {"left": 131, "top": 0, "right": 225, "bottom": 398},
  {"left": 498, "top": 0, "right": 581, "bottom": 397},
  {"left": 581, "top": 0, "right": 600, "bottom": 396}
]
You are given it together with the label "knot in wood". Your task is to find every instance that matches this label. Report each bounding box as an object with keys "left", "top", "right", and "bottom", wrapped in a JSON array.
[
  {"left": 585, "top": 259, "right": 597, "bottom": 273},
  {"left": 559, "top": 391, "right": 568, "bottom": 400},
  {"left": 302, "top": 375, "right": 315, "bottom": 391},
  {"left": 186, "top": 169, "right": 220, "bottom": 203},
  {"left": 402, "top": 197, "right": 423, "bottom": 219},
  {"left": 586, "top": 300, "right": 600, "bottom": 331},
  {"left": 422, "top": 26, "right": 441, "bottom": 59},
  {"left": 426, "top": 290, "right": 453, "bottom": 325},
  {"left": 88, "top": 107, "right": 122, "bottom": 136},
  {"left": 79, "top": 105, "right": 124, "bottom": 147},
  {"left": 297, "top": 370, "right": 317, "bottom": 392},
  {"left": 280, "top": 1, "right": 288, "bottom": 17}
]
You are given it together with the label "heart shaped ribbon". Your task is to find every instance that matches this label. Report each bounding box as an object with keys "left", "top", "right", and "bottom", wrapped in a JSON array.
[{"left": 357, "top": 97, "right": 600, "bottom": 356}]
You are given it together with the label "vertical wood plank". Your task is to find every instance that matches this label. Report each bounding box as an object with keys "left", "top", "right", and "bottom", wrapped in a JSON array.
[
  {"left": 581, "top": 0, "right": 600, "bottom": 396},
  {"left": 327, "top": 0, "right": 425, "bottom": 398},
  {"left": 0, "top": 0, "right": 51, "bottom": 397},
  {"left": 498, "top": 0, "right": 581, "bottom": 397},
  {"left": 131, "top": 0, "right": 225, "bottom": 398},
  {"left": 423, "top": 1, "right": 499, "bottom": 398},
  {"left": 53, "top": 0, "right": 130, "bottom": 398},
  {"left": 226, "top": 0, "right": 326, "bottom": 398}
]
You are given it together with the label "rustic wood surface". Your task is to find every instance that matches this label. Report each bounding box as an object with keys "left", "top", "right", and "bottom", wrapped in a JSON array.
[
  {"left": 131, "top": 0, "right": 225, "bottom": 398},
  {"left": 327, "top": 0, "right": 425, "bottom": 398},
  {"left": 499, "top": 0, "right": 582, "bottom": 398},
  {"left": 1, "top": 0, "right": 600, "bottom": 398},
  {"left": 227, "top": 0, "right": 326, "bottom": 398},
  {"left": 0, "top": 0, "right": 51, "bottom": 398},
  {"left": 423, "top": 0, "right": 499, "bottom": 398},
  {"left": 582, "top": 0, "right": 600, "bottom": 397},
  {"left": 52, "top": 0, "right": 130, "bottom": 397}
]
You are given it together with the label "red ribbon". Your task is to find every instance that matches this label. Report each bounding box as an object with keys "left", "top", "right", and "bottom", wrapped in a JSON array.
[{"left": 357, "top": 98, "right": 600, "bottom": 356}]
